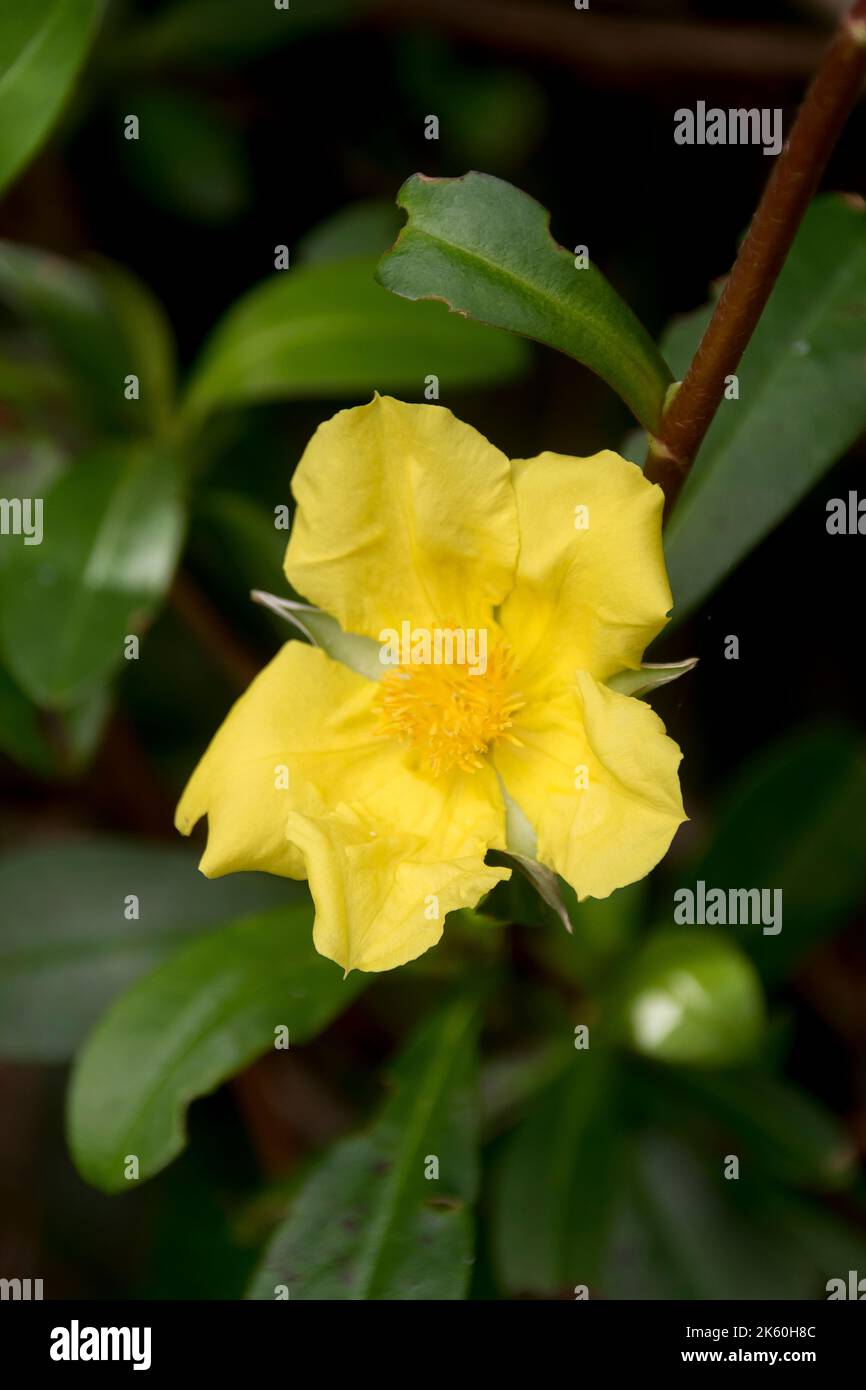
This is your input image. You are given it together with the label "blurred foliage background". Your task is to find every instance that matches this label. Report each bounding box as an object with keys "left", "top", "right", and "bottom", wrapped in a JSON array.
[{"left": 1, "top": 0, "right": 866, "bottom": 1300}]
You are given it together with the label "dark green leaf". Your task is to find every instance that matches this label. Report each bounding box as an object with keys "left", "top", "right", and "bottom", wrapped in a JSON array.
[
  {"left": 492, "top": 1049, "right": 623, "bottom": 1294},
  {"left": 690, "top": 722, "right": 866, "bottom": 981},
  {"left": 483, "top": 858, "right": 641, "bottom": 984},
  {"left": 0, "top": 661, "right": 54, "bottom": 775},
  {"left": 0, "top": 349, "right": 77, "bottom": 424},
  {"left": 663, "top": 196, "right": 866, "bottom": 618},
  {"left": 609, "top": 929, "right": 765, "bottom": 1066},
  {"left": 0, "top": 837, "right": 296, "bottom": 1061},
  {"left": 0, "top": 441, "right": 185, "bottom": 706},
  {"left": 0, "top": 647, "right": 106, "bottom": 775},
  {"left": 68, "top": 902, "right": 361, "bottom": 1192},
  {"left": 90, "top": 256, "right": 176, "bottom": 431},
  {"left": 480, "top": 1038, "right": 571, "bottom": 1136},
  {"left": 487, "top": 851, "right": 575, "bottom": 935},
  {"left": 297, "top": 198, "right": 403, "bottom": 265},
  {"left": 759, "top": 1186, "right": 866, "bottom": 1292},
  {"left": 0, "top": 243, "right": 175, "bottom": 433},
  {"left": 0, "top": 0, "right": 103, "bottom": 194},
  {"left": 377, "top": 172, "right": 672, "bottom": 430},
  {"left": 481, "top": 867, "right": 544, "bottom": 930},
  {"left": 530, "top": 883, "right": 645, "bottom": 988},
  {"left": 54, "top": 681, "right": 111, "bottom": 769},
  {"left": 604, "top": 1133, "right": 833, "bottom": 1299},
  {"left": 247, "top": 995, "right": 480, "bottom": 1299},
  {"left": 141, "top": 1144, "right": 258, "bottom": 1299},
  {"left": 182, "top": 256, "right": 527, "bottom": 423},
  {"left": 0, "top": 437, "right": 109, "bottom": 766},
  {"left": 665, "top": 1066, "right": 856, "bottom": 1192},
  {"left": 0, "top": 429, "right": 65, "bottom": 492}
]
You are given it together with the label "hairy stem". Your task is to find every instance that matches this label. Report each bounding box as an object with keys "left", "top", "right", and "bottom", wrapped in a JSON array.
[{"left": 645, "top": 0, "right": 866, "bottom": 512}]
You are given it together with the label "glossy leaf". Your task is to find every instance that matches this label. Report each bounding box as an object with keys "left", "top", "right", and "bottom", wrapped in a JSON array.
[
  {"left": 0, "top": 437, "right": 90, "bottom": 761},
  {"left": 142, "top": 1146, "right": 258, "bottom": 1300},
  {"left": 663, "top": 196, "right": 866, "bottom": 618},
  {"left": 689, "top": 722, "right": 866, "bottom": 981},
  {"left": 247, "top": 995, "right": 481, "bottom": 1300},
  {"left": 54, "top": 681, "right": 111, "bottom": 769},
  {"left": 0, "top": 838, "right": 296, "bottom": 1061},
  {"left": 0, "top": 428, "right": 66, "bottom": 499},
  {"left": 0, "top": 0, "right": 103, "bottom": 194},
  {"left": 480, "top": 1038, "right": 571, "bottom": 1136},
  {"left": 529, "top": 883, "right": 645, "bottom": 989},
  {"left": 758, "top": 1186, "right": 866, "bottom": 1293},
  {"left": 0, "top": 656, "right": 107, "bottom": 775},
  {"left": 0, "top": 243, "right": 175, "bottom": 432},
  {"left": 605, "top": 1133, "right": 842, "bottom": 1299},
  {"left": 664, "top": 1067, "right": 856, "bottom": 1192},
  {"left": 90, "top": 256, "right": 176, "bottom": 431},
  {"left": 492, "top": 1050, "right": 623, "bottom": 1294},
  {"left": 68, "top": 903, "right": 361, "bottom": 1192},
  {"left": 0, "top": 441, "right": 185, "bottom": 706},
  {"left": 0, "top": 662, "right": 54, "bottom": 775},
  {"left": 182, "top": 256, "right": 527, "bottom": 423},
  {"left": 377, "top": 172, "right": 672, "bottom": 430},
  {"left": 297, "top": 198, "right": 403, "bottom": 265},
  {"left": 609, "top": 929, "right": 765, "bottom": 1066},
  {"left": 484, "top": 820, "right": 642, "bottom": 987},
  {"left": 0, "top": 348, "right": 77, "bottom": 424}
]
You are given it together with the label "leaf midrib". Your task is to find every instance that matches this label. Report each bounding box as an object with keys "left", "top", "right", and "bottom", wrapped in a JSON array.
[
  {"left": 668, "top": 239, "right": 866, "bottom": 547},
  {"left": 396, "top": 223, "right": 671, "bottom": 418},
  {"left": 352, "top": 1002, "right": 475, "bottom": 1299},
  {"left": 78, "top": 928, "right": 329, "bottom": 1185}
]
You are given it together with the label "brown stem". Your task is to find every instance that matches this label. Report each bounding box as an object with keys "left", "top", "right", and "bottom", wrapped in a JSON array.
[
  {"left": 368, "top": 0, "right": 829, "bottom": 88},
  {"left": 645, "top": 0, "right": 866, "bottom": 512}
]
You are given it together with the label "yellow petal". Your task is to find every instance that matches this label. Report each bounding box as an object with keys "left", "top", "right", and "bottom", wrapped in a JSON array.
[
  {"left": 284, "top": 395, "right": 519, "bottom": 638},
  {"left": 176, "top": 640, "right": 507, "bottom": 971},
  {"left": 495, "top": 671, "right": 685, "bottom": 900},
  {"left": 498, "top": 450, "right": 671, "bottom": 687},
  {"left": 288, "top": 780, "right": 508, "bottom": 973},
  {"left": 175, "top": 641, "right": 377, "bottom": 879}
]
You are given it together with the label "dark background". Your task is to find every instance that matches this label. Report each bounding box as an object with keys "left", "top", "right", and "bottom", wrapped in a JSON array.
[{"left": 1, "top": 0, "right": 864, "bottom": 1299}]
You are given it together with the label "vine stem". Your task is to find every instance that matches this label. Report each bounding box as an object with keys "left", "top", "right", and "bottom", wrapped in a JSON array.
[{"left": 645, "top": 0, "right": 866, "bottom": 513}]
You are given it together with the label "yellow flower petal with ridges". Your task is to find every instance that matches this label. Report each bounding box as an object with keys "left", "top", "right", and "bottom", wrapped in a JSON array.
[
  {"left": 178, "top": 400, "right": 689, "bottom": 974},
  {"left": 498, "top": 450, "right": 672, "bottom": 688},
  {"left": 176, "top": 641, "right": 509, "bottom": 971},
  {"left": 494, "top": 670, "right": 686, "bottom": 901},
  {"left": 284, "top": 395, "right": 519, "bottom": 638},
  {"left": 177, "top": 642, "right": 383, "bottom": 880},
  {"left": 288, "top": 796, "right": 508, "bottom": 973}
]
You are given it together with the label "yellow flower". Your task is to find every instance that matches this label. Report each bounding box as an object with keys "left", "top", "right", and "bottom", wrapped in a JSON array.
[{"left": 176, "top": 395, "right": 685, "bottom": 973}]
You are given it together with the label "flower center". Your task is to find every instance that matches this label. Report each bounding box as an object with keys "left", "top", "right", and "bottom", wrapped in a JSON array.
[{"left": 375, "top": 640, "right": 524, "bottom": 775}]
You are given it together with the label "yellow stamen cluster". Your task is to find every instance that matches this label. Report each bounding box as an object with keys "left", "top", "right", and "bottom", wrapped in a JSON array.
[{"left": 375, "top": 640, "right": 524, "bottom": 775}]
